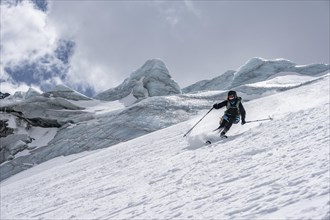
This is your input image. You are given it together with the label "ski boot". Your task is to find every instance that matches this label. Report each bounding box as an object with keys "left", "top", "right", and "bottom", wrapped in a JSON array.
[{"left": 220, "top": 130, "right": 228, "bottom": 138}]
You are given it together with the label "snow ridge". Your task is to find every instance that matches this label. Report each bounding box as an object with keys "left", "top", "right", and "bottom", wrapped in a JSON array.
[{"left": 183, "top": 57, "right": 329, "bottom": 93}]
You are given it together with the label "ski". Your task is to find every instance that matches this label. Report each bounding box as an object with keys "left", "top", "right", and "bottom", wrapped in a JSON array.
[{"left": 205, "top": 135, "right": 228, "bottom": 145}]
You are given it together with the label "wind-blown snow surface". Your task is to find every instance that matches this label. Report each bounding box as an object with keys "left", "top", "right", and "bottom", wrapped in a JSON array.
[{"left": 1, "top": 75, "right": 329, "bottom": 219}]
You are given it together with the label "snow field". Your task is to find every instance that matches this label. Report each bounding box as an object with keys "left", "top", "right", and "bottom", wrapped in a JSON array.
[{"left": 1, "top": 75, "right": 329, "bottom": 219}]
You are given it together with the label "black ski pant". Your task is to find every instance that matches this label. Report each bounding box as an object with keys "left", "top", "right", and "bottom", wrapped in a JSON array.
[{"left": 219, "top": 114, "right": 240, "bottom": 133}]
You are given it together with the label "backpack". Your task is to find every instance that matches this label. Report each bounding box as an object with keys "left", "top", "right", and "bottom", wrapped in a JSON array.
[{"left": 225, "top": 97, "right": 241, "bottom": 116}]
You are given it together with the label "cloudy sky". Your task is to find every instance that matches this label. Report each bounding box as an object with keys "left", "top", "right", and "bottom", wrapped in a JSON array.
[{"left": 1, "top": 0, "right": 329, "bottom": 95}]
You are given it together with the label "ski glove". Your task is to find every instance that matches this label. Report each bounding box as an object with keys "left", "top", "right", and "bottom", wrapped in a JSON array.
[
  {"left": 213, "top": 104, "right": 220, "bottom": 109},
  {"left": 241, "top": 119, "right": 246, "bottom": 125}
]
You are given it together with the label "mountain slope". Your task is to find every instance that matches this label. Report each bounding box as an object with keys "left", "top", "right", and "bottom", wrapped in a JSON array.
[
  {"left": 1, "top": 59, "right": 328, "bottom": 178},
  {"left": 1, "top": 74, "right": 329, "bottom": 219},
  {"left": 0, "top": 92, "right": 214, "bottom": 180},
  {"left": 1, "top": 58, "right": 328, "bottom": 181}
]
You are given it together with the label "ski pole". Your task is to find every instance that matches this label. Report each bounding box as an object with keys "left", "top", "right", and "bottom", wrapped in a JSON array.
[
  {"left": 245, "top": 116, "right": 273, "bottom": 124},
  {"left": 183, "top": 107, "right": 214, "bottom": 137}
]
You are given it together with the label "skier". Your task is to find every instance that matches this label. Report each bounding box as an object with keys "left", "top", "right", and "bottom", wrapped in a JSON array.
[{"left": 213, "top": 90, "right": 246, "bottom": 137}]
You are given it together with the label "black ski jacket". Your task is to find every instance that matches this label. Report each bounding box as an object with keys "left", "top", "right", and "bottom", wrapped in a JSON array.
[{"left": 213, "top": 97, "right": 246, "bottom": 121}]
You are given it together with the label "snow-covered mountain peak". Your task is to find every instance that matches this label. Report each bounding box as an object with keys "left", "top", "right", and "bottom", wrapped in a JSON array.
[
  {"left": 234, "top": 57, "right": 294, "bottom": 77},
  {"left": 130, "top": 59, "right": 168, "bottom": 78},
  {"left": 24, "top": 87, "right": 41, "bottom": 100},
  {"left": 232, "top": 57, "right": 329, "bottom": 87},
  {"left": 52, "top": 84, "right": 75, "bottom": 92},
  {"left": 183, "top": 57, "right": 329, "bottom": 93},
  {"left": 43, "top": 84, "right": 92, "bottom": 101},
  {"left": 95, "top": 59, "right": 181, "bottom": 101}
]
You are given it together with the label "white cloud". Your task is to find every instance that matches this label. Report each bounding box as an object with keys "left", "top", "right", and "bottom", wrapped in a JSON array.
[
  {"left": 183, "top": 1, "right": 201, "bottom": 17},
  {"left": 1, "top": 0, "right": 327, "bottom": 96},
  {"left": 0, "top": 1, "right": 106, "bottom": 95},
  {"left": 154, "top": 1, "right": 201, "bottom": 28},
  {"left": 165, "top": 10, "right": 179, "bottom": 27},
  {"left": 0, "top": 1, "right": 58, "bottom": 65},
  {"left": 67, "top": 52, "right": 121, "bottom": 93}
]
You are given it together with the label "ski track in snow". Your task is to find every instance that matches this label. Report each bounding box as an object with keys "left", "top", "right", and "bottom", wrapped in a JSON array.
[{"left": 1, "top": 76, "right": 330, "bottom": 219}]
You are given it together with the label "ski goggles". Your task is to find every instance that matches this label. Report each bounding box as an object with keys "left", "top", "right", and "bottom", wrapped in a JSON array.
[{"left": 228, "top": 95, "right": 235, "bottom": 100}]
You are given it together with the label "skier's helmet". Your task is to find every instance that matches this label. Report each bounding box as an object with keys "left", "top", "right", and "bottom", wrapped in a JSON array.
[{"left": 227, "top": 90, "right": 237, "bottom": 101}]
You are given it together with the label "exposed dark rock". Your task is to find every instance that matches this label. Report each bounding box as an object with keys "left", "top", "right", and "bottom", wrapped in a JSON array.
[
  {"left": 0, "top": 107, "right": 62, "bottom": 128},
  {"left": 0, "top": 92, "right": 10, "bottom": 99},
  {"left": 0, "top": 119, "right": 14, "bottom": 138}
]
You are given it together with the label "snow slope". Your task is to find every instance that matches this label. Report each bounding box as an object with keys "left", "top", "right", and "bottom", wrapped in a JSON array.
[
  {"left": 0, "top": 88, "right": 216, "bottom": 181},
  {"left": 1, "top": 74, "right": 329, "bottom": 219}
]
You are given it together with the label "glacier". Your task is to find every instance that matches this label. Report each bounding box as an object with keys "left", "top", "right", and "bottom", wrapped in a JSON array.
[{"left": 0, "top": 57, "right": 329, "bottom": 219}]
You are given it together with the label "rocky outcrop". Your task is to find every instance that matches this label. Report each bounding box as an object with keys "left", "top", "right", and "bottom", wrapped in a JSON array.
[
  {"left": 0, "top": 119, "right": 14, "bottom": 138},
  {"left": 0, "top": 92, "right": 10, "bottom": 99}
]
